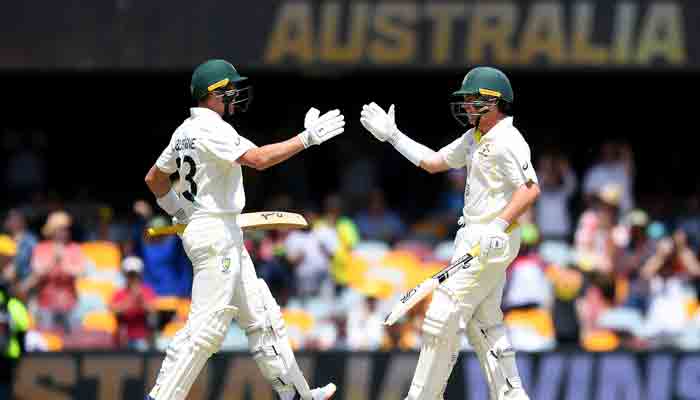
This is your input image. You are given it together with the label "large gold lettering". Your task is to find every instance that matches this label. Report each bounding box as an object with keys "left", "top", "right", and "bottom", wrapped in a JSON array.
[
  {"left": 612, "top": 2, "right": 638, "bottom": 64},
  {"left": 369, "top": 2, "right": 418, "bottom": 64},
  {"left": 83, "top": 356, "right": 142, "bottom": 400},
  {"left": 14, "top": 357, "right": 76, "bottom": 400},
  {"left": 264, "top": 2, "right": 314, "bottom": 64},
  {"left": 636, "top": 3, "right": 686, "bottom": 65},
  {"left": 424, "top": 3, "right": 466, "bottom": 64},
  {"left": 467, "top": 3, "right": 517, "bottom": 65},
  {"left": 571, "top": 2, "right": 608, "bottom": 65},
  {"left": 519, "top": 2, "right": 566, "bottom": 64},
  {"left": 321, "top": 2, "right": 369, "bottom": 63}
]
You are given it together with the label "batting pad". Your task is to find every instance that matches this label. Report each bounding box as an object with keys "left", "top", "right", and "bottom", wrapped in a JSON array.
[
  {"left": 248, "top": 279, "right": 313, "bottom": 399},
  {"left": 406, "top": 287, "right": 462, "bottom": 400},
  {"left": 151, "top": 306, "right": 237, "bottom": 400}
]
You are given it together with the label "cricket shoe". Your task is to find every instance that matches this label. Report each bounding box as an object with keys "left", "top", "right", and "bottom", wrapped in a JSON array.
[
  {"left": 500, "top": 388, "right": 530, "bottom": 400},
  {"left": 311, "top": 383, "right": 337, "bottom": 400}
]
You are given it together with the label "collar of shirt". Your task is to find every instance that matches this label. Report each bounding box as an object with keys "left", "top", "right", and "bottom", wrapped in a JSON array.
[
  {"left": 189, "top": 107, "right": 222, "bottom": 120},
  {"left": 481, "top": 116, "right": 513, "bottom": 142}
]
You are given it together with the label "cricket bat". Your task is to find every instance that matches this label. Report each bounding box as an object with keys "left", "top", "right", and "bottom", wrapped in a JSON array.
[
  {"left": 145, "top": 211, "right": 308, "bottom": 238},
  {"left": 383, "top": 224, "right": 516, "bottom": 326},
  {"left": 383, "top": 248, "right": 480, "bottom": 326}
]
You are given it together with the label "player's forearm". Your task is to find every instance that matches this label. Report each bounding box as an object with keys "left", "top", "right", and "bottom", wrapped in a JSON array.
[
  {"left": 239, "top": 137, "right": 304, "bottom": 171},
  {"left": 497, "top": 182, "right": 540, "bottom": 225},
  {"left": 145, "top": 165, "right": 172, "bottom": 197},
  {"left": 419, "top": 152, "right": 451, "bottom": 174}
]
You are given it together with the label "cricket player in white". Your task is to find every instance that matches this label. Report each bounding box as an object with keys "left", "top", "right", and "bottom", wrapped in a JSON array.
[
  {"left": 360, "top": 67, "right": 540, "bottom": 400},
  {"left": 144, "top": 59, "right": 342, "bottom": 400}
]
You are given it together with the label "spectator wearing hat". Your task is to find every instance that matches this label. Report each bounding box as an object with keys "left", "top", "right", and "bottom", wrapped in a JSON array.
[
  {"left": 0, "top": 236, "right": 18, "bottom": 290},
  {"left": 21, "top": 211, "right": 85, "bottom": 332},
  {"left": 110, "top": 256, "right": 156, "bottom": 351},
  {"left": 3, "top": 209, "right": 38, "bottom": 285}
]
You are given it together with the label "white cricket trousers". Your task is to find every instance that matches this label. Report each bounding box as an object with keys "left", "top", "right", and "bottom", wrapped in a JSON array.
[{"left": 149, "top": 215, "right": 266, "bottom": 400}]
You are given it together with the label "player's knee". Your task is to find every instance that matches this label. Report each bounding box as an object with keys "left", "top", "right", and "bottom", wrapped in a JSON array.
[
  {"left": 422, "top": 287, "right": 460, "bottom": 340},
  {"left": 478, "top": 323, "right": 513, "bottom": 357},
  {"left": 191, "top": 306, "right": 237, "bottom": 355}
]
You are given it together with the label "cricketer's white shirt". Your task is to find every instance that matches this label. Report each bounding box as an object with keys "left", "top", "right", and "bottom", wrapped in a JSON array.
[
  {"left": 155, "top": 107, "right": 256, "bottom": 218},
  {"left": 438, "top": 117, "right": 538, "bottom": 224}
]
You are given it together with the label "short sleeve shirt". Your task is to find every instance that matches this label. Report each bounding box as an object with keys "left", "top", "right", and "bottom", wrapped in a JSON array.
[
  {"left": 156, "top": 108, "right": 256, "bottom": 217},
  {"left": 438, "top": 117, "right": 538, "bottom": 223}
]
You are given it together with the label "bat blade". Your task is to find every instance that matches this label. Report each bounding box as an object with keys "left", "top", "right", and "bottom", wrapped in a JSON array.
[
  {"left": 145, "top": 211, "right": 308, "bottom": 238},
  {"left": 384, "top": 279, "right": 439, "bottom": 326}
]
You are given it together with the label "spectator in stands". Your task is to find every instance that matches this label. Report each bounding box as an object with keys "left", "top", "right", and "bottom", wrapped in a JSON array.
[
  {"left": 316, "top": 194, "right": 359, "bottom": 289},
  {"left": 110, "top": 256, "right": 156, "bottom": 351},
  {"left": 255, "top": 230, "right": 295, "bottom": 303},
  {"left": 345, "top": 282, "right": 386, "bottom": 351},
  {"left": 285, "top": 207, "right": 334, "bottom": 300},
  {"left": 575, "top": 184, "right": 625, "bottom": 274},
  {"left": 3, "top": 209, "right": 38, "bottom": 285},
  {"left": 535, "top": 153, "right": 577, "bottom": 242},
  {"left": 140, "top": 216, "right": 192, "bottom": 299},
  {"left": 0, "top": 236, "right": 17, "bottom": 291},
  {"left": 640, "top": 229, "right": 700, "bottom": 348},
  {"left": 354, "top": 188, "right": 406, "bottom": 244},
  {"left": 582, "top": 140, "right": 635, "bottom": 212},
  {"left": 21, "top": 211, "right": 85, "bottom": 332},
  {"left": 616, "top": 209, "right": 656, "bottom": 311},
  {"left": 0, "top": 283, "right": 29, "bottom": 399}
]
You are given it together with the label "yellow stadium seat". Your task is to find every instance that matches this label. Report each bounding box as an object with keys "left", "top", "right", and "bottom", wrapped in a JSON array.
[
  {"left": 504, "top": 308, "right": 556, "bottom": 339},
  {"left": 82, "top": 311, "right": 118, "bottom": 334},
  {"left": 176, "top": 298, "right": 191, "bottom": 319},
  {"left": 81, "top": 241, "right": 122, "bottom": 271},
  {"left": 686, "top": 299, "right": 699, "bottom": 319},
  {"left": 582, "top": 330, "right": 620, "bottom": 352},
  {"left": 162, "top": 320, "right": 186, "bottom": 338},
  {"left": 154, "top": 296, "right": 181, "bottom": 312},
  {"left": 76, "top": 278, "right": 117, "bottom": 305},
  {"left": 282, "top": 309, "right": 315, "bottom": 333}
]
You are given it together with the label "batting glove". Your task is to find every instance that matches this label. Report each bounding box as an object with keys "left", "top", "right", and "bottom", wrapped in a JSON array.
[
  {"left": 298, "top": 108, "right": 345, "bottom": 148},
  {"left": 478, "top": 218, "right": 509, "bottom": 264},
  {"left": 360, "top": 102, "right": 399, "bottom": 143}
]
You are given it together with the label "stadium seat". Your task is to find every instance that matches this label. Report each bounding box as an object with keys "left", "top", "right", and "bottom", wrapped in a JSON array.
[
  {"left": 82, "top": 310, "right": 118, "bottom": 334},
  {"left": 76, "top": 278, "right": 117, "bottom": 305},
  {"left": 581, "top": 330, "right": 620, "bottom": 352},
  {"left": 81, "top": 241, "right": 122, "bottom": 271},
  {"left": 504, "top": 308, "right": 556, "bottom": 351},
  {"left": 394, "top": 240, "right": 435, "bottom": 260}
]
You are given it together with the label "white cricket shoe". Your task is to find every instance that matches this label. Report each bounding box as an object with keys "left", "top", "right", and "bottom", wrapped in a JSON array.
[
  {"left": 501, "top": 388, "right": 530, "bottom": 400},
  {"left": 311, "top": 383, "right": 337, "bottom": 400}
]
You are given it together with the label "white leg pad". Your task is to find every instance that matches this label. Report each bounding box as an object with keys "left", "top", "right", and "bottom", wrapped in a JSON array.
[
  {"left": 248, "top": 279, "right": 314, "bottom": 399},
  {"left": 405, "top": 286, "right": 461, "bottom": 400},
  {"left": 468, "top": 322, "right": 524, "bottom": 399},
  {"left": 466, "top": 321, "right": 503, "bottom": 400},
  {"left": 151, "top": 306, "right": 238, "bottom": 400}
]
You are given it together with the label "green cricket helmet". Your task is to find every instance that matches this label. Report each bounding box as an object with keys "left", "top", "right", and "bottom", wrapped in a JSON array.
[
  {"left": 191, "top": 59, "right": 252, "bottom": 114},
  {"left": 450, "top": 66, "right": 513, "bottom": 127}
]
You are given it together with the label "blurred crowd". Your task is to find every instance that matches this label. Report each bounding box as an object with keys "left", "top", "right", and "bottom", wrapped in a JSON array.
[{"left": 1, "top": 139, "right": 700, "bottom": 355}]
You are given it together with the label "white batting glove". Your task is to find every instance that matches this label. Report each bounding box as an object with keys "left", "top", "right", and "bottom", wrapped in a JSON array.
[
  {"left": 479, "top": 218, "right": 509, "bottom": 264},
  {"left": 360, "top": 102, "right": 399, "bottom": 143},
  {"left": 298, "top": 108, "right": 345, "bottom": 148}
]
